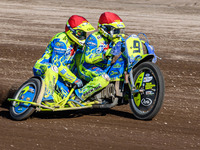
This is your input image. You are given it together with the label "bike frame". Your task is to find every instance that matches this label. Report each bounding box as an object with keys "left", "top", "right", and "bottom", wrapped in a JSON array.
[{"left": 8, "top": 87, "right": 98, "bottom": 111}]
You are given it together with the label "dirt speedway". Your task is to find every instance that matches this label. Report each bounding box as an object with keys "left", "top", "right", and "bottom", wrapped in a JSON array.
[{"left": 0, "top": 0, "right": 200, "bottom": 149}]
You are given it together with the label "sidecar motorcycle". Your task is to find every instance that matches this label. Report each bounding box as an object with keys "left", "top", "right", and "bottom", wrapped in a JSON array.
[{"left": 8, "top": 33, "right": 165, "bottom": 121}]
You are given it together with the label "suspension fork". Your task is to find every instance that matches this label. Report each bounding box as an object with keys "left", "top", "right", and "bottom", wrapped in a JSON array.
[{"left": 126, "top": 70, "right": 144, "bottom": 94}]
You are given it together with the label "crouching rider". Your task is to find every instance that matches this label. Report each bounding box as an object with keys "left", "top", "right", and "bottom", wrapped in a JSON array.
[
  {"left": 33, "top": 15, "right": 95, "bottom": 103},
  {"left": 75, "top": 12, "right": 126, "bottom": 102}
]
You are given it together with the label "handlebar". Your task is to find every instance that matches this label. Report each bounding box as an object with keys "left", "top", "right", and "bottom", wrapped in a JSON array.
[{"left": 137, "top": 33, "right": 149, "bottom": 43}]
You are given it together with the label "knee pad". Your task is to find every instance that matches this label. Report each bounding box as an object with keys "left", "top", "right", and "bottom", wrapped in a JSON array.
[
  {"left": 48, "top": 65, "right": 58, "bottom": 73},
  {"left": 102, "top": 73, "right": 110, "bottom": 81}
]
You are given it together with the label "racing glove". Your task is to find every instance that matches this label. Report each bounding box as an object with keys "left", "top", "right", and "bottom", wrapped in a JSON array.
[
  {"left": 74, "top": 78, "right": 83, "bottom": 88},
  {"left": 110, "top": 41, "right": 122, "bottom": 56},
  {"left": 104, "top": 36, "right": 125, "bottom": 57},
  {"left": 104, "top": 42, "right": 121, "bottom": 57}
]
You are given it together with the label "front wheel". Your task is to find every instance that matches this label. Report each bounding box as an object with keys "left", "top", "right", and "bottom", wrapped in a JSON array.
[
  {"left": 129, "top": 62, "right": 165, "bottom": 120},
  {"left": 10, "top": 77, "right": 42, "bottom": 120}
]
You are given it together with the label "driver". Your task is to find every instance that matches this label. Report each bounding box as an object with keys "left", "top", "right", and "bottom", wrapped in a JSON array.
[
  {"left": 74, "top": 12, "right": 126, "bottom": 102},
  {"left": 33, "top": 15, "right": 95, "bottom": 101}
]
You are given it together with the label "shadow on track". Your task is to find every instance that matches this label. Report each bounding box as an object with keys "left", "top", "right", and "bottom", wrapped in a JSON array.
[
  {"left": 0, "top": 106, "right": 141, "bottom": 121},
  {"left": 0, "top": 109, "right": 11, "bottom": 119},
  {"left": 31, "top": 108, "right": 141, "bottom": 120}
]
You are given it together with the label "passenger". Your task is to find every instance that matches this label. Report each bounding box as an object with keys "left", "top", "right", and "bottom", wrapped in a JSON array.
[{"left": 33, "top": 15, "right": 95, "bottom": 101}]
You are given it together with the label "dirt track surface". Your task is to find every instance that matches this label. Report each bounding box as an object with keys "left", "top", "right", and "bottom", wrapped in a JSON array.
[{"left": 0, "top": 0, "right": 200, "bottom": 149}]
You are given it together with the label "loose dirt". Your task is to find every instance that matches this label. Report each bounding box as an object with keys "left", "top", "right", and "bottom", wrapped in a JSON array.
[{"left": 0, "top": 0, "right": 199, "bottom": 149}]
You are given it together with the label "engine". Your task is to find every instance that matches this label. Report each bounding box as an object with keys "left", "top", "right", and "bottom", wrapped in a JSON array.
[{"left": 94, "top": 83, "right": 116, "bottom": 101}]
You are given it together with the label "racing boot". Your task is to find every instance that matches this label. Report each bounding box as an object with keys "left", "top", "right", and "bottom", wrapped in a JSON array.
[{"left": 67, "top": 93, "right": 84, "bottom": 107}]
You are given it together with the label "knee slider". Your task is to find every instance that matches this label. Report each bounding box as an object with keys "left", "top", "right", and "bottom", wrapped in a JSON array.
[
  {"left": 102, "top": 74, "right": 110, "bottom": 81},
  {"left": 51, "top": 65, "right": 58, "bottom": 73}
]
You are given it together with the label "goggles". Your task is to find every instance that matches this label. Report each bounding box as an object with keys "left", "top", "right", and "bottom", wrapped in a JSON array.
[
  {"left": 111, "top": 28, "right": 125, "bottom": 35},
  {"left": 104, "top": 25, "right": 125, "bottom": 35},
  {"left": 76, "top": 30, "right": 86, "bottom": 40},
  {"left": 74, "top": 30, "right": 86, "bottom": 40}
]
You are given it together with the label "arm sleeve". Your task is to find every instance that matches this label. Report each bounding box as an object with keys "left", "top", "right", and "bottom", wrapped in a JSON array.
[
  {"left": 58, "top": 62, "right": 77, "bottom": 84},
  {"left": 84, "top": 34, "right": 104, "bottom": 64},
  {"left": 49, "top": 38, "right": 78, "bottom": 84},
  {"left": 33, "top": 44, "right": 53, "bottom": 76}
]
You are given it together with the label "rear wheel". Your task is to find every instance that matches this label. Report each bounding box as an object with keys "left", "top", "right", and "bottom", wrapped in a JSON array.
[
  {"left": 10, "top": 77, "right": 41, "bottom": 120},
  {"left": 129, "top": 62, "right": 165, "bottom": 120}
]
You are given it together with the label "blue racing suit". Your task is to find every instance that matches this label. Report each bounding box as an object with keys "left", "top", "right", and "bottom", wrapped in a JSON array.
[
  {"left": 33, "top": 32, "right": 82, "bottom": 100},
  {"left": 75, "top": 32, "right": 124, "bottom": 101}
]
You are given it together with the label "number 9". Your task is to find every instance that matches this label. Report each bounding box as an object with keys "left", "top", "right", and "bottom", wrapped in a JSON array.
[{"left": 133, "top": 40, "right": 140, "bottom": 53}]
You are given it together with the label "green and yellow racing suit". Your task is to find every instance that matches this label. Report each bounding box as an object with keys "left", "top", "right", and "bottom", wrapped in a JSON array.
[
  {"left": 33, "top": 32, "right": 82, "bottom": 100},
  {"left": 75, "top": 32, "right": 117, "bottom": 101}
]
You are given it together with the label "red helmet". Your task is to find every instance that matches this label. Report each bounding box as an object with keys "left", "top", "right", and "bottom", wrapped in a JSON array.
[
  {"left": 65, "top": 15, "right": 95, "bottom": 46},
  {"left": 98, "top": 12, "right": 125, "bottom": 39}
]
